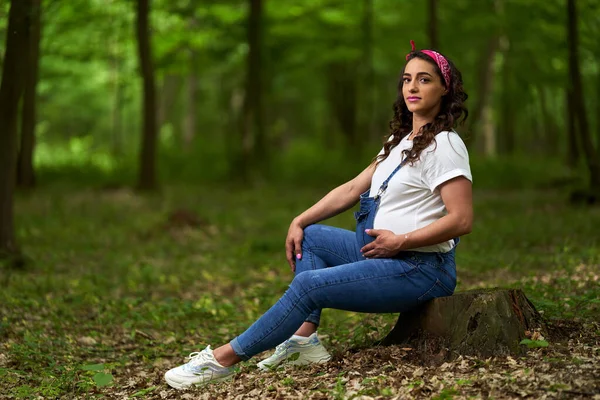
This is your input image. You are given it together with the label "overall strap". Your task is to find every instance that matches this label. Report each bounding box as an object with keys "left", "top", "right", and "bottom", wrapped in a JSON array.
[{"left": 375, "top": 159, "right": 407, "bottom": 199}]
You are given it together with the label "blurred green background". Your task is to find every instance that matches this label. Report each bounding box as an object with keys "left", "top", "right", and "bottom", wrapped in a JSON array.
[
  {"left": 2, "top": 0, "right": 599, "bottom": 188},
  {"left": 1, "top": 0, "right": 599, "bottom": 398}
]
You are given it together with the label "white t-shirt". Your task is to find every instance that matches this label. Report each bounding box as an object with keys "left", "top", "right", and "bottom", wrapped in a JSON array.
[{"left": 369, "top": 130, "right": 472, "bottom": 253}]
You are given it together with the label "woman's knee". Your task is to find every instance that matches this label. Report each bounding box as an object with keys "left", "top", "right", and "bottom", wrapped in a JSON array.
[
  {"left": 288, "top": 271, "right": 320, "bottom": 309},
  {"left": 291, "top": 270, "right": 318, "bottom": 293},
  {"left": 302, "top": 224, "right": 327, "bottom": 249}
]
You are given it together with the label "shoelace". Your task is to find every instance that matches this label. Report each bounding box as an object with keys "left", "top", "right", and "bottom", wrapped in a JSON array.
[
  {"left": 186, "top": 347, "right": 213, "bottom": 368},
  {"left": 272, "top": 340, "right": 292, "bottom": 356}
]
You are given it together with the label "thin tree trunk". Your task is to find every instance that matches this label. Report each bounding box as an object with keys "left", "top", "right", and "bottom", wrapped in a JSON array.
[
  {"left": 498, "top": 36, "right": 515, "bottom": 155},
  {"left": 481, "top": 100, "right": 496, "bottom": 157},
  {"left": 327, "top": 62, "right": 358, "bottom": 150},
  {"left": 597, "top": 71, "right": 600, "bottom": 151},
  {"left": 466, "top": 35, "right": 499, "bottom": 153},
  {"left": 567, "top": 0, "right": 600, "bottom": 191},
  {"left": 110, "top": 19, "right": 123, "bottom": 158},
  {"left": 539, "top": 87, "right": 559, "bottom": 156},
  {"left": 566, "top": 87, "right": 579, "bottom": 168},
  {"left": 361, "top": 0, "right": 376, "bottom": 141},
  {"left": 428, "top": 0, "right": 438, "bottom": 49},
  {"left": 110, "top": 57, "right": 123, "bottom": 157},
  {"left": 17, "top": 0, "right": 40, "bottom": 188},
  {"left": 157, "top": 74, "right": 182, "bottom": 132},
  {"left": 135, "top": 0, "right": 158, "bottom": 191},
  {"left": 0, "top": 0, "right": 30, "bottom": 259},
  {"left": 182, "top": 65, "right": 198, "bottom": 148},
  {"left": 240, "top": 0, "right": 264, "bottom": 175}
]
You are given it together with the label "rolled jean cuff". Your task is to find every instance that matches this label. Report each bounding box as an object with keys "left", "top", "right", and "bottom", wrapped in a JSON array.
[
  {"left": 305, "top": 316, "right": 320, "bottom": 326},
  {"left": 229, "top": 337, "right": 251, "bottom": 361}
]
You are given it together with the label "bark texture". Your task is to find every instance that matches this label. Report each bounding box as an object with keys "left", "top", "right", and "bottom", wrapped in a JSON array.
[
  {"left": 566, "top": 87, "right": 579, "bottom": 168},
  {"left": 17, "top": 0, "right": 41, "bottom": 188},
  {"left": 380, "top": 289, "right": 547, "bottom": 360},
  {"left": 239, "top": 0, "right": 264, "bottom": 175},
  {"left": 567, "top": 0, "right": 600, "bottom": 192},
  {"left": 468, "top": 36, "right": 499, "bottom": 154},
  {"left": 360, "top": 0, "right": 376, "bottom": 140},
  {"left": 136, "top": 0, "right": 158, "bottom": 191},
  {"left": 0, "top": 0, "right": 30, "bottom": 260}
]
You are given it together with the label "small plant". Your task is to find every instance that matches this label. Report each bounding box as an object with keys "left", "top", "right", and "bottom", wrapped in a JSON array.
[
  {"left": 81, "top": 363, "right": 114, "bottom": 388},
  {"left": 520, "top": 330, "right": 549, "bottom": 348},
  {"left": 281, "top": 377, "right": 295, "bottom": 386}
]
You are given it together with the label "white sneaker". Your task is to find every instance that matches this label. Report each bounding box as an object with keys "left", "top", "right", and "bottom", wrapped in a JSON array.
[
  {"left": 257, "top": 332, "right": 332, "bottom": 371},
  {"left": 164, "top": 346, "right": 235, "bottom": 390}
]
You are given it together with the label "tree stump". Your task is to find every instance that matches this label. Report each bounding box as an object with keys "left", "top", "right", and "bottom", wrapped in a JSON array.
[{"left": 380, "top": 288, "right": 547, "bottom": 360}]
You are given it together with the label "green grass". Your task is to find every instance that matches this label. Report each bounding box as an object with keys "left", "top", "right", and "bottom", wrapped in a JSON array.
[{"left": 1, "top": 159, "right": 599, "bottom": 398}]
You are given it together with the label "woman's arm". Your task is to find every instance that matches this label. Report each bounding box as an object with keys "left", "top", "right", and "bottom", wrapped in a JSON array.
[
  {"left": 286, "top": 164, "right": 376, "bottom": 270},
  {"left": 361, "top": 176, "right": 472, "bottom": 257}
]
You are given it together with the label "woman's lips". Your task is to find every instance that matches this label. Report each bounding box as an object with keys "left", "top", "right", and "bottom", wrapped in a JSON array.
[{"left": 407, "top": 97, "right": 421, "bottom": 102}]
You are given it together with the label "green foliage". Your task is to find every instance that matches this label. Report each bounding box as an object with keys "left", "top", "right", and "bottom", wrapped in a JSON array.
[
  {"left": 92, "top": 372, "right": 114, "bottom": 387},
  {"left": 131, "top": 385, "right": 157, "bottom": 397},
  {"left": 432, "top": 387, "right": 459, "bottom": 400},
  {"left": 520, "top": 339, "right": 550, "bottom": 349},
  {"left": 1, "top": 0, "right": 598, "bottom": 186},
  {"left": 81, "top": 364, "right": 115, "bottom": 387}
]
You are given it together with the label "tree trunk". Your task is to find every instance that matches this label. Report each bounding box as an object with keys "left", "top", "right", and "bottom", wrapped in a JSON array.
[
  {"left": 465, "top": 36, "right": 499, "bottom": 152},
  {"left": 539, "top": 87, "right": 559, "bottom": 156},
  {"left": 327, "top": 62, "right": 358, "bottom": 151},
  {"left": 157, "top": 74, "right": 182, "bottom": 132},
  {"left": 597, "top": 69, "right": 600, "bottom": 161},
  {"left": 109, "top": 20, "right": 124, "bottom": 158},
  {"left": 17, "top": 0, "right": 40, "bottom": 189},
  {"left": 566, "top": 87, "right": 579, "bottom": 168},
  {"left": 380, "top": 289, "right": 547, "bottom": 361},
  {"left": 360, "top": 0, "right": 376, "bottom": 142},
  {"left": 135, "top": 0, "right": 158, "bottom": 191},
  {"left": 567, "top": 0, "right": 600, "bottom": 192},
  {"left": 181, "top": 16, "right": 198, "bottom": 150},
  {"left": 428, "top": 0, "right": 438, "bottom": 49},
  {"left": 240, "top": 0, "right": 265, "bottom": 176},
  {"left": 497, "top": 37, "right": 515, "bottom": 155},
  {"left": 0, "top": 0, "right": 30, "bottom": 260},
  {"left": 481, "top": 99, "right": 496, "bottom": 157},
  {"left": 182, "top": 67, "right": 198, "bottom": 149}
]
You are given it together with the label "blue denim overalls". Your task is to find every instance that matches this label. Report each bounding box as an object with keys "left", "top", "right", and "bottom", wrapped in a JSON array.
[{"left": 354, "top": 161, "right": 406, "bottom": 247}]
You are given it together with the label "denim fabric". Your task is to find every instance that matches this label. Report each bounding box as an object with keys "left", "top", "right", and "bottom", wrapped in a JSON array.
[
  {"left": 354, "top": 190, "right": 379, "bottom": 248},
  {"left": 229, "top": 224, "right": 457, "bottom": 361}
]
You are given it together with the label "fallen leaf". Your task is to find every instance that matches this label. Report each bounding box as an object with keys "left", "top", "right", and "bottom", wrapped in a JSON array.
[{"left": 77, "top": 336, "right": 97, "bottom": 346}]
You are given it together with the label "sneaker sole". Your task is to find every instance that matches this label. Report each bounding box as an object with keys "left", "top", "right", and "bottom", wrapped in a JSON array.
[
  {"left": 165, "top": 373, "right": 233, "bottom": 390},
  {"left": 257, "top": 352, "right": 331, "bottom": 371}
]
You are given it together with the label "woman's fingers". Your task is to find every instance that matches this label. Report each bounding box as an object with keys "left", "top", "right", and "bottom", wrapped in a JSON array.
[
  {"left": 360, "top": 242, "right": 375, "bottom": 254},
  {"left": 294, "top": 237, "right": 302, "bottom": 261},
  {"left": 286, "top": 225, "right": 304, "bottom": 272},
  {"left": 286, "top": 239, "right": 295, "bottom": 271}
]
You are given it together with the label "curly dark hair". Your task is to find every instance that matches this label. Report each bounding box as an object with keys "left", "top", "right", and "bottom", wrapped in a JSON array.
[{"left": 376, "top": 51, "right": 468, "bottom": 166}]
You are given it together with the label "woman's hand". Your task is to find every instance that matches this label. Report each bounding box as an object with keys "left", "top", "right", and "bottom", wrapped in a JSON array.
[
  {"left": 286, "top": 219, "right": 305, "bottom": 272},
  {"left": 360, "top": 229, "right": 404, "bottom": 258}
]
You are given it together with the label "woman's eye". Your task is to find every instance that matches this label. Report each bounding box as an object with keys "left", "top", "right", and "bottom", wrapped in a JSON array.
[
  {"left": 403, "top": 78, "right": 410, "bottom": 83},
  {"left": 420, "top": 78, "right": 430, "bottom": 83}
]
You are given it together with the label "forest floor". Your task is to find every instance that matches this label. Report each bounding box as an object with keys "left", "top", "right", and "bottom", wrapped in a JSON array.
[{"left": 1, "top": 182, "right": 599, "bottom": 399}]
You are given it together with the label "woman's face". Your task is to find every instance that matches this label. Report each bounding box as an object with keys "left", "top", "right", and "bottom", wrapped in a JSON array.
[{"left": 402, "top": 57, "right": 447, "bottom": 117}]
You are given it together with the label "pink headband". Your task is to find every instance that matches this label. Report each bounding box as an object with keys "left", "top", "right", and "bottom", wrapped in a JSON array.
[{"left": 405, "top": 40, "right": 451, "bottom": 88}]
